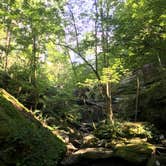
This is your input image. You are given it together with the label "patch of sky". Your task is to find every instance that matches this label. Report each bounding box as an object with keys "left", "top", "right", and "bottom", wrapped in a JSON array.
[{"left": 63, "top": 0, "right": 96, "bottom": 63}]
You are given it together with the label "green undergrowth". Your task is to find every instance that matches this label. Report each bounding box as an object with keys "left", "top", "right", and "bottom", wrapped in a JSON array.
[
  {"left": 94, "top": 121, "right": 154, "bottom": 141},
  {"left": 0, "top": 88, "right": 66, "bottom": 166}
]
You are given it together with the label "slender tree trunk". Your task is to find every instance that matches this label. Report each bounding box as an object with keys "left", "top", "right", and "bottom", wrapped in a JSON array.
[
  {"left": 55, "top": 43, "right": 101, "bottom": 80},
  {"left": 99, "top": 0, "right": 114, "bottom": 124},
  {"left": 94, "top": 0, "right": 98, "bottom": 72},
  {"left": 31, "top": 35, "right": 38, "bottom": 110},
  {"left": 100, "top": 5, "right": 107, "bottom": 68},
  {"left": 66, "top": 49, "right": 78, "bottom": 82},
  {"left": 135, "top": 76, "right": 140, "bottom": 122},
  {"left": 4, "top": 27, "right": 11, "bottom": 71},
  {"left": 32, "top": 35, "right": 37, "bottom": 86},
  {"left": 106, "top": 81, "right": 114, "bottom": 124},
  {"left": 157, "top": 55, "right": 162, "bottom": 67}
]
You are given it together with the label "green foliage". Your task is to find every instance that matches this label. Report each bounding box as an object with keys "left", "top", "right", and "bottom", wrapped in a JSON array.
[
  {"left": 94, "top": 121, "right": 154, "bottom": 140},
  {"left": 113, "top": 0, "right": 166, "bottom": 69},
  {"left": 94, "top": 122, "right": 121, "bottom": 139},
  {"left": 101, "top": 59, "right": 128, "bottom": 84}
]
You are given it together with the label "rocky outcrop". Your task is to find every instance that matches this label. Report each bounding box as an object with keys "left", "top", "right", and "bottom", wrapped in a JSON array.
[
  {"left": 114, "top": 67, "right": 166, "bottom": 129},
  {"left": 0, "top": 88, "right": 66, "bottom": 166},
  {"left": 62, "top": 136, "right": 156, "bottom": 166}
]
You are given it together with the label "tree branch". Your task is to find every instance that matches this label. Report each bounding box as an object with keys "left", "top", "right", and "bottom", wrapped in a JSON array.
[{"left": 53, "top": 42, "right": 101, "bottom": 80}]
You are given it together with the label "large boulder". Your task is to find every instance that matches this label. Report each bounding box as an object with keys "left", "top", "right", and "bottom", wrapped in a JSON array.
[
  {"left": 73, "top": 147, "right": 113, "bottom": 159},
  {"left": 61, "top": 147, "right": 113, "bottom": 165},
  {"left": 0, "top": 88, "right": 66, "bottom": 166},
  {"left": 62, "top": 141, "right": 155, "bottom": 166}
]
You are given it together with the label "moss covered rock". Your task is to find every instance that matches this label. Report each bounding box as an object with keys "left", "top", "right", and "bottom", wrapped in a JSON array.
[
  {"left": 93, "top": 122, "right": 156, "bottom": 165},
  {"left": 62, "top": 139, "right": 156, "bottom": 166},
  {"left": 114, "top": 139, "right": 155, "bottom": 164},
  {"left": 0, "top": 88, "right": 66, "bottom": 166}
]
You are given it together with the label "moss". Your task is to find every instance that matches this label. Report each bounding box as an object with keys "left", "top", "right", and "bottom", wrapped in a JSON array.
[
  {"left": 114, "top": 140, "right": 155, "bottom": 164},
  {"left": 0, "top": 88, "right": 66, "bottom": 166}
]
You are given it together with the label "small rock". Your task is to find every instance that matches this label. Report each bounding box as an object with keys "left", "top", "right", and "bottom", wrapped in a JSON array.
[
  {"left": 67, "top": 143, "right": 77, "bottom": 154},
  {"left": 74, "top": 147, "right": 113, "bottom": 159},
  {"left": 155, "top": 160, "right": 160, "bottom": 166}
]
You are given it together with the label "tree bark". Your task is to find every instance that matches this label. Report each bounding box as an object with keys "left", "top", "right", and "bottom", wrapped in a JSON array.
[
  {"left": 66, "top": 49, "right": 78, "bottom": 82},
  {"left": 135, "top": 76, "right": 140, "bottom": 122},
  {"left": 4, "top": 27, "right": 11, "bottom": 71},
  {"left": 65, "top": 6, "right": 101, "bottom": 81},
  {"left": 31, "top": 35, "right": 38, "bottom": 110},
  {"left": 94, "top": 0, "right": 98, "bottom": 72},
  {"left": 99, "top": 0, "right": 114, "bottom": 124},
  {"left": 106, "top": 81, "right": 114, "bottom": 124},
  {"left": 55, "top": 43, "right": 101, "bottom": 80}
]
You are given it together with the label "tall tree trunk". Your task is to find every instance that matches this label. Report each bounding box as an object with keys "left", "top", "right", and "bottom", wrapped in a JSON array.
[
  {"left": 66, "top": 49, "right": 78, "bottom": 82},
  {"left": 4, "top": 27, "right": 11, "bottom": 71},
  {"left": 31, "top": 35, "right": 38, "bottom": 110},
  {"left": 99, "top": 0, "right": 114, "bottom": 124},
  {"left": 135, "top": 75, "right": 140, "bottom": 122},
  {"left": 157, "top": 55, "right": 162, "bottom": 67},
  {"left": 106, "top": 81, "right": 114, "bottom": 124},
  {"left": 100, "top": 5, "right": 107, "bottom": 68},
  {"left": 94, "top": 0, "right": 98, "bottom": 72}
]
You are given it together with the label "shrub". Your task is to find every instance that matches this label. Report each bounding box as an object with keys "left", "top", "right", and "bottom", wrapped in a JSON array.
[{"left": 94, "top": 121, "right": 154, "bottom": 140}]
